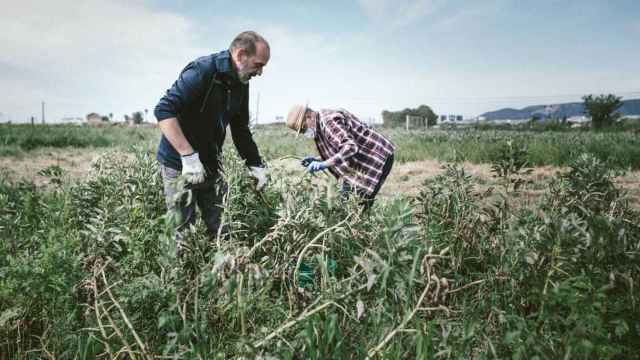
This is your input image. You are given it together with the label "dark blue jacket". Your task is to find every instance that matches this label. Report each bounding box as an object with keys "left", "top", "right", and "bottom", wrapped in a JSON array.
[{"left": 154, "top": 50, "right": 262, "bottom": 175}]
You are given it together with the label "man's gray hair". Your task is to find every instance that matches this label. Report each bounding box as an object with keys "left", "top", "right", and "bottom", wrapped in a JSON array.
[{"left": 229, "top": 31, "right": 270, "bottom": 56}]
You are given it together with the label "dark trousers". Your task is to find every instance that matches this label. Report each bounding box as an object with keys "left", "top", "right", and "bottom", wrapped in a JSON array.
[
  {"left": 160, "top": 164, "right": 225, "bottom": 246},
  {"left": 341, "top": 154, "right": 394, "bottom": 212}
]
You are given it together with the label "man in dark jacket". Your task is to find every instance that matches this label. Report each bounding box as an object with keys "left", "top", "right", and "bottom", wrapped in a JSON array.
[{"left": 154, "top": 31, "right": 269, "bottom": 244}]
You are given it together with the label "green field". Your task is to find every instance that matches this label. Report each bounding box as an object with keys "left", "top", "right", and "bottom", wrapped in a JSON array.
[
  {"left": 1, "top": 124, "right": 639, "bottom": 358},
  {"left": 3, "top": 123, "right": 640, "bottom": 169},
  {"left": 0, "top": 124, "right": 158, "bottom": 157}
]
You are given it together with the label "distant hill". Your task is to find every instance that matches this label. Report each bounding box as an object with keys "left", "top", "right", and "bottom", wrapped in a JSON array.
[{"left": 480, "top": 98, "right": 640, "bottom": 120}]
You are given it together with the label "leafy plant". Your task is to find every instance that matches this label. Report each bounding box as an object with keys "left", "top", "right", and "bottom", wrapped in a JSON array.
[
  {"left": 490, "top": 140, "right": 533, "bottom": 193},
  {"left": 1, "top": 134, "right": 639, "bottom": 358}
]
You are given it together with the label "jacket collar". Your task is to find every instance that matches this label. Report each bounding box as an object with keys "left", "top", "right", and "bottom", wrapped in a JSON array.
[
  {"left": 215, "top": 50, "right": 247, "bottom": 86},
  {"left": 215, "top": 50, "right": 233, "bottom": 74}
]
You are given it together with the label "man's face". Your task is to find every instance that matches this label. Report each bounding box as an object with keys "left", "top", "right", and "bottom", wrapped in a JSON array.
[
  {"left": 301, "top": 111, "right": 313, "bottom": 132},
  {"left": 236, "top": 42, "right": 270, "bottom": 84}
]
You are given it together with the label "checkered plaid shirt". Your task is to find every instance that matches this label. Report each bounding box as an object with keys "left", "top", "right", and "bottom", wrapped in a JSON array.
[{"left": 314, "top": 108, "right": 396, "bottom": 195}]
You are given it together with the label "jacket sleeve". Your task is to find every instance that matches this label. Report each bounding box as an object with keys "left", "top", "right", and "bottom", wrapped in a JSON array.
[
  {"left": 230, "top": 87, "right": 263, "bottom": 167},
  {"left": 154, "top": 62, "right": 205, "bottom": 121},
  {"left": 322, "top": 114, "right": 359, "bottom": 167}
]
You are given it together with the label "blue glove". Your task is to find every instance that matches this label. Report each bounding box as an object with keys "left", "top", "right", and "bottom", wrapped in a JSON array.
[
  {"left": 300, "top": 156, "right": 321, "bottom": 167},
  {"left": 307, "top": 161, "right": 329, "bottom": 174}
]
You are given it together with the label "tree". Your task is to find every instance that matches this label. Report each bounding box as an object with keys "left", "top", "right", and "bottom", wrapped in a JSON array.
[
  {"left": 381, "top": 104, "right": 438, "bottom": 128},
  {"left": 86, "top": 112, "right": 102, "bottom": 123},
  {"left": 582, "top": 94, "right": 623, "bottom": 129},
  {"left": 414, "top": 105, "right": 438, "bottom": 127},
  {"left": 131, "top": 111, "right": 144, "bottom": 125},
  {"left": 382, "top": 108, "right": 410, "bottom": 127}
]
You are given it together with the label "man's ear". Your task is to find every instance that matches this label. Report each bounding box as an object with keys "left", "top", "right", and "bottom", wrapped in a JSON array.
[
  {"left": 230, "top": 47, "right": 243, "bottom": 65},
  {"left": 235, "top": 47, "right": 247, "bottom": 61}
]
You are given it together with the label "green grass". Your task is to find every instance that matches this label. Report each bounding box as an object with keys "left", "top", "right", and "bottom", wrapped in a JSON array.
[
  {"left": 1, "top": 146, "right": 638, "bottom": 358},
  {"left": 0, "top": 123, "right": 158, "bottom": 154},
  {"left": 252, "top": 125, "right": 640, "bottom": 169},
  {"left": 3, "top": 123, "right": 640, "bottom": 170},
  {"left": 1, "top": 123, "right": 639, "bottom": 358},
  {"left": 381, "top": 129, "right": 640, "bottom": 168}
]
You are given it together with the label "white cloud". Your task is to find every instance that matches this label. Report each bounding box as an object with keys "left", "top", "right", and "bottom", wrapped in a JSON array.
[
  {"left": 2, "top": 1, "right": 635, "bottom": 125},
  {"left": 428, "top": 1, "right": 504, "bottom": 33},
  {"left": 208, "top": 19, "right": 363, "bottom": 122},
  {"left": 0, "top": 0, "right": 205, "bottom": 122},
  {"left": 357, "top": 0, "right": 443, "bottom": 30}
]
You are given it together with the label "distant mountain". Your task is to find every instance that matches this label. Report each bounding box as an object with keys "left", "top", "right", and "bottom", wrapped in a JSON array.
[{"left": 480, "top": 98, "right": 640, "bottom": 120}]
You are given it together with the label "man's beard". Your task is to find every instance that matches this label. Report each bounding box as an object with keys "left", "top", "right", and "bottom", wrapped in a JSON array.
[{"left": 237, "top": 59, "right": 253, "bottom": 84}]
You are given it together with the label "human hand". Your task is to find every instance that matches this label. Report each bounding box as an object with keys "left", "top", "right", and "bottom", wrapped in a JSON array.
[
  {"left": 300, "top": 156, "right": 321, "bottom": 167},
  {"left": 180, "top": 152, "right": 206, "bottom": 185},
  {"left": 307, "top": 161, "right": 329, "bottom": 174},
  {"left": 249, "top": 166, "right": 268, "bottom": 191}
]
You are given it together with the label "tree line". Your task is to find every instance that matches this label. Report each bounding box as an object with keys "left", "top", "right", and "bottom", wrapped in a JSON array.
[{"left": 382, "top": 94, "right": 626, "bottom": 129}]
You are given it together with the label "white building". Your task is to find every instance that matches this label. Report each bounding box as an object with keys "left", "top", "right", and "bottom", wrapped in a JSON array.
[
  {"left": 438, "top": 114, "right": 464, "bottom": 123},
  {"left": 566, "top": 115, "right": 590, "bottom": 124}
]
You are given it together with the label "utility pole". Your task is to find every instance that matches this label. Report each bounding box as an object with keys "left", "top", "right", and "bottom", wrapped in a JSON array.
[
  {"left": 41, "top": 101, "right": 45, "bottom": 124},
  {"left": 255, "top": 92, "right": 260, "bottom": 126}
]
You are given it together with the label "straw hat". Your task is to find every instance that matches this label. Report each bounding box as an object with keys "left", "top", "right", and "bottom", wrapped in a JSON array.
[{"left": 286, "top": 104, "right": 307, "bottom": 133}]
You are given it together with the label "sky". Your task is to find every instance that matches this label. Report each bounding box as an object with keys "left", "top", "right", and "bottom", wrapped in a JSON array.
[{"left": 1, "top": 0, "right": 639, "bottom": 124}]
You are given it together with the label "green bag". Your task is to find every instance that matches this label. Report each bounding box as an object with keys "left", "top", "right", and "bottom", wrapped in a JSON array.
[{"left": 298, "top": 258, "right": 337, "bottom": 288}]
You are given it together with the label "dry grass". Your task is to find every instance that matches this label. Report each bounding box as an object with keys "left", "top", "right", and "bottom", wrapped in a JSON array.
[
  {"left": 379, "top": 160, "right": 559, "bottom": 196},
  {"left": 1, "top": 149, "right": 639, "bottom": 208},
  {"left": 0, "top": 148, "right": 97, "bottom": 186}
]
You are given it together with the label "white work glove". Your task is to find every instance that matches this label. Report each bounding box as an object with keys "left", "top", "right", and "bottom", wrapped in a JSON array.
[
  {"left": 181, "top": 152, "right": 206, "bottom": 185},
  {"left": 249, "top": 166, "right": 268, "bottom": 191}
]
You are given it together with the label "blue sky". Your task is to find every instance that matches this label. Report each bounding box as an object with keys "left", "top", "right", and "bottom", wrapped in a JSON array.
[{"left": 1, "top": 0, "right": 639, "bottom": 123}]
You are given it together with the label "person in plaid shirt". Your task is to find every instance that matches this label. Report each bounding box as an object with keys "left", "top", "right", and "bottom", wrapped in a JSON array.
[{"left": 286, "top": 104, "right": 395, "bottom": 211}]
